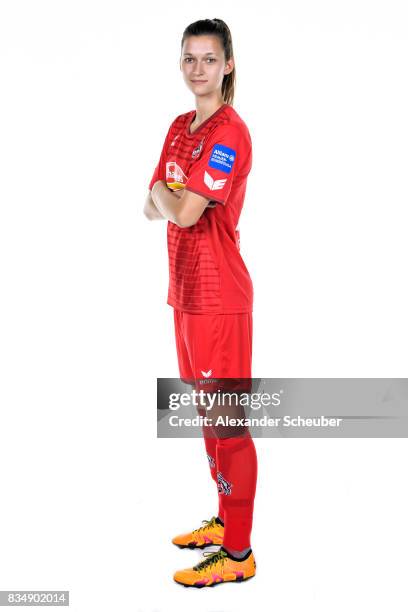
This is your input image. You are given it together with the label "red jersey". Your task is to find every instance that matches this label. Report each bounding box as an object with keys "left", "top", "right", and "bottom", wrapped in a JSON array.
[{"left": 149, "top": 103, "right": 253, "bottom": 314}]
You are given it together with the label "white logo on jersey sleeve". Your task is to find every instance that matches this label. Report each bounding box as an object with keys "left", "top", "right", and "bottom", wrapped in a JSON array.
[{"left": 204, "top": 170, "right": 227, "bottom": 191}]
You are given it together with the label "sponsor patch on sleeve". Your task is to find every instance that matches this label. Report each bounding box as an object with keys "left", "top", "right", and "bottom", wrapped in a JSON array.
[{"left": 208, "top": 143, "right": 236, "bottom": 174}]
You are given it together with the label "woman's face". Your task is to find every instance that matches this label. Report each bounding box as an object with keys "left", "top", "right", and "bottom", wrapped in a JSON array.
[{"left": 180, "top": 35, "right": 234, "bottom": 99}]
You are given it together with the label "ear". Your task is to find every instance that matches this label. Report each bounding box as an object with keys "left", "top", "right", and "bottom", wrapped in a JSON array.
[{"left": 224, "top": 57, "right": 235, "bottom": 76}]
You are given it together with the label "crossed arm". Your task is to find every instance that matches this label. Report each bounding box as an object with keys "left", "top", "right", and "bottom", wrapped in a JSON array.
[{"left": 143, "top": 180, "right": 211, "bottom": 228}]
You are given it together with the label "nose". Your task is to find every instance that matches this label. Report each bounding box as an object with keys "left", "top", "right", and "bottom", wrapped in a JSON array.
[{"left": 192, "top": 60, "right": 205, "bottom": 76}]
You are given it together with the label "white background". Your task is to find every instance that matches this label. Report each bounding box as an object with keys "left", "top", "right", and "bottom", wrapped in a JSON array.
[{"left": 0, "top": 1, "right": 407, "bottom": 611}]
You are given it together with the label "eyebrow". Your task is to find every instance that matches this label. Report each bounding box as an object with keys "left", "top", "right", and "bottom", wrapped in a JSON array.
[{"left": 183, "top": 52, "right": 217, "bottom": 56}]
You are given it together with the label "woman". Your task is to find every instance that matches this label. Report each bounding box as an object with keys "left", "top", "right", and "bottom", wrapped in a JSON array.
[{"left": 144, "top": 18, "right": 258, "bottom": 588}]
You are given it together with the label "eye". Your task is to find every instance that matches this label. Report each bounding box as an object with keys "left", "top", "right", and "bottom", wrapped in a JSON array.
[
  {"left": 207, "top": 58, "right": 216, "bottom": 63},
  {"left": 184, "top": 57, "right": 194, "bottom": 63}
]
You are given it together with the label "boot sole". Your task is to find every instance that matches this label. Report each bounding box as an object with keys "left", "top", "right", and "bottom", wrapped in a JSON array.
[
  {"left": 174, "top": 542, "right": 222, "bottom": 549},
  {"left": 175, "top": 574, "right": 255, "bottom": 588}
]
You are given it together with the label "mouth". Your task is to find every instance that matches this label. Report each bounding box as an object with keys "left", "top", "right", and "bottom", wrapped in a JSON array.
[{"left": 191, "top": 80, "right": 208, "bottom": 83}]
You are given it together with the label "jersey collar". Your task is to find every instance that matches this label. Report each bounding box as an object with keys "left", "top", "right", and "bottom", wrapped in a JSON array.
[{"left": 185, "top": 103, "right": 229, "bottom": 139}]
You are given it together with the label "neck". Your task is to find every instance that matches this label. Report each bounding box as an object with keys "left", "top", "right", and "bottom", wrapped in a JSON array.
[{"left": 193, "top": 95, "right": 226, "bottom": 124}]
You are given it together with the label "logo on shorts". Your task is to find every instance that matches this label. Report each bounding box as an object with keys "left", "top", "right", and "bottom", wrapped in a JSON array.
[
  {"left": 217, "top": 471, "right": 233, "bottom": 496},
  {"left": 204, "top": 171, "right": 227, "bottom": 191},
  {"left": 199, "top": 368, "right": 218, "bottom": 385}
]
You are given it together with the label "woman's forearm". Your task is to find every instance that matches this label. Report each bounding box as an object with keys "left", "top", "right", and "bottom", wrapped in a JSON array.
[{"left": 151, "top": 180, "right": 184, "bottom": 224}]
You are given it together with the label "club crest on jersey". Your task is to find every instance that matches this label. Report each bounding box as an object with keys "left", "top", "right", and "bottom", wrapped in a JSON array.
[
  {"left": 208, "top": 143, "right": 236, "bottom": 174},
  {"left": 192, "top": 139, "right": 204, "bottom": 159},
  {"left": 204, "top": 171, "right": 227, "bottom": 191}
]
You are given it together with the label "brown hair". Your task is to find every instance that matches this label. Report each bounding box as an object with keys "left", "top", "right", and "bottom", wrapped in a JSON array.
[{"left": 181, "top": 18, "right": 236, "bottom": 106}]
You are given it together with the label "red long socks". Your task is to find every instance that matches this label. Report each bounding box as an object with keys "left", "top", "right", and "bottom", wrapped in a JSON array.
[
  {"left": 203, "top": 431, "right": 257, "bottom": 550},
  {"left": 203, "top": 434, "right": 225, "bottom": 522}
]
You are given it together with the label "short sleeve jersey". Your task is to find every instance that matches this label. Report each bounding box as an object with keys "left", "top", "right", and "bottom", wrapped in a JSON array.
[{"left": 149, "top": 103, "right": 253, "bottom": 314}]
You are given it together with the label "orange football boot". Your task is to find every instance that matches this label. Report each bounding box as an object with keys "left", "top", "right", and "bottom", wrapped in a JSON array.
[
  {"left": 173, "top": 547, "right": 256, "bottom": 588},
  {"left": 172, "top": 516, "right": 224, "bottom": 549}
]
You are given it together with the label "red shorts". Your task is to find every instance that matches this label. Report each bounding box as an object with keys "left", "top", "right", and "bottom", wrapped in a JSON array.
[{"left": 173, "top": 309, "right": 253, "bottom": 392}]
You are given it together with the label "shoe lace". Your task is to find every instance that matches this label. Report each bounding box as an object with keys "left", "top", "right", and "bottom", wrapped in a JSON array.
[
  {"left": 192, "top": 516, "right": 218, "bottom": 534},
  {"left": 193, "top": 549, "right": 228, "bottom": 572}
]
